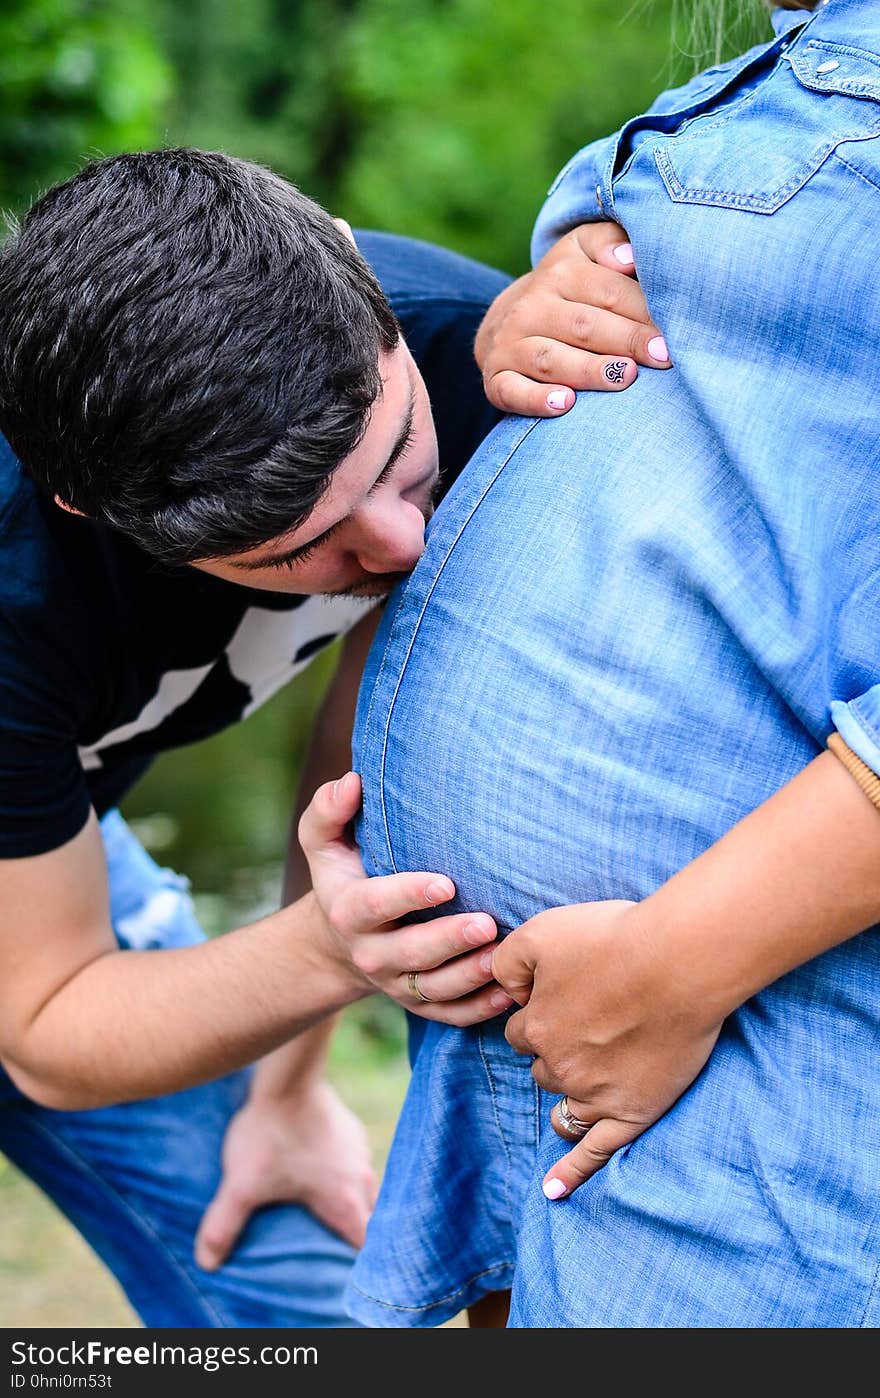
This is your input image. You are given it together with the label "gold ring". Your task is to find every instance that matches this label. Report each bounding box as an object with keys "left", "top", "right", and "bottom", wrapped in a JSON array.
[
  {"left": 407, "top": 971, "right": 431, "bottom": 1003},
  {"left": 557, "top": 1096, "right": 594, "bottom": 1140}
]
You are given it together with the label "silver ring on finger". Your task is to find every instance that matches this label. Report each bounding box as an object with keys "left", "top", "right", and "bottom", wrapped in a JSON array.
[
  {"left": 557, "top": 1096, "right": 594, "bottom": 1139},
  {"left": 407, "top": 970, "right": 432, "bottom": 1004}
]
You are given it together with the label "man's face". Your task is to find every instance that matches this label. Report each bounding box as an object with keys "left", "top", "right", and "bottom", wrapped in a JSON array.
[{"left": 192, "top": 341, "right": 439, "bottom": 596}]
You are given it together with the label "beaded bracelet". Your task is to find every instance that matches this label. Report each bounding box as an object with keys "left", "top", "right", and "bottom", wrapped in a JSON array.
[{"left": 827, "top": 731, "right": 880, "bottom": 812}]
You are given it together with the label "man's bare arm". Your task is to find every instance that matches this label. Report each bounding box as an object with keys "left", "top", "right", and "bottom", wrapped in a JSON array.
[
  {"left": 1, "top": 739, "right": 503, "bottom": 1111},
  {"left": 0, "top": 811, "right": 362, "bottom": 1109}
]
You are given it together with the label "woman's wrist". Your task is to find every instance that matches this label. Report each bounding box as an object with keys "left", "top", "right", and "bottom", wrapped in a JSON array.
[{"left": 634, "top": 751, "right": 880, "bottom": 1025}]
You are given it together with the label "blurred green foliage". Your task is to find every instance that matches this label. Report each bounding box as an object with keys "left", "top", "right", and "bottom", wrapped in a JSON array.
[
  {"left": 1, "top": 0, "right": 775, "bottom": 269},
  {"left": 0, "top": 0, "right": 171, "bottom": 214}
]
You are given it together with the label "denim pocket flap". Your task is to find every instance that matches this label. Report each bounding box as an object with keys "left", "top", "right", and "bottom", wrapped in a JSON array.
[
  {"left": 656, "top": 44, "right": 880, "bottom": 214},
  {"left": 789, "top": 40, "right": 880, "bottom": 102}
]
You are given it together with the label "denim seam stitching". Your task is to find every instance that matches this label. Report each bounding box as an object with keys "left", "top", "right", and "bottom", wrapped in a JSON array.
[
  {"left": 348, "top": 1260, "right": 515, "bottom": 1313},
  {"left": 657, "top": 116, "right": 880, "bottom": 210},
  {"left": 858, "top": 1253, "right": 880, "bottom": 1328},
  {"left": 13, "top": 1113, "right": 227, "bottom": 1326},
  {"left": 478, "top": 1025, "right": 516, "bottom": 1221},
  {"left": 604, "top": 32, "right": 791, "bottom": 196},
  {"left": 373, "top": 415, "right": 543, "bottom": 873},
  {"left": 832, "top": 151, "right": 880, "bottom": 194}
]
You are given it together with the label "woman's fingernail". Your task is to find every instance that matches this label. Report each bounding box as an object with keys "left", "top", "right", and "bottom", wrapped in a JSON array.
[
  {"left": 612, "top": 242, "right": 635, "bottom": 265},
  {"left": 543, "top": 1177, "right": 568, "bottom": 1200},
  {"left": 546, "top": 389, "right": 572, "bottom": 411},
  {"left": 602, "top": 359, "right": 634, "bottom": 386},
  {"left": 425, "top": 879, "right": 453, "bottom": 903},
  {"left": 647, "top": 335, "right": 669, "bottom": 362}
]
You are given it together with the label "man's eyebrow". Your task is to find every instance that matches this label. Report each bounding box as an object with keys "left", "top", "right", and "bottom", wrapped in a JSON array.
[{"left": 230, "top": 385, "right": 417, "bottom": 573}]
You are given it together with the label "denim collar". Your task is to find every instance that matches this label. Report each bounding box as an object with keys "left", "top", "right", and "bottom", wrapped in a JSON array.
[
  {"left": 775, "top": 0, "right": 880, "bottom": 53},
  {"left": 771, "top": 6, "right": 817, "bottom": 38}
]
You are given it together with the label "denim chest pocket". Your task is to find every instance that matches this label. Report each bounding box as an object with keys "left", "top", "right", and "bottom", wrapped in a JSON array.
[{"left": 655, "top": 40, "right": 880, "bottom": 214}]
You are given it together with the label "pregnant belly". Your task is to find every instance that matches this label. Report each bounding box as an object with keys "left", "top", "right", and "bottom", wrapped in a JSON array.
[{"left": 354, "top": 405, "right": 817, "bottom": 931}]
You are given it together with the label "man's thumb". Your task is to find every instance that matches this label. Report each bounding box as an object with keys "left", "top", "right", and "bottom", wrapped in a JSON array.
[{"left": 194, "top": 1183, "right": 252, "bottom": 1272}]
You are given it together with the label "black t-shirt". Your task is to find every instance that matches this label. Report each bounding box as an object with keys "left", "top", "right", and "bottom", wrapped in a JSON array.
[{"left": 0, "top": 231, "right": 506, "bottom": 858}]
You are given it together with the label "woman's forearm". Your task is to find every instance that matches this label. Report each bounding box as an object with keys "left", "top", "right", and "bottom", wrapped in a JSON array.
[{"left": 640, "top": 750, "right": 880, "bottom": 1022}]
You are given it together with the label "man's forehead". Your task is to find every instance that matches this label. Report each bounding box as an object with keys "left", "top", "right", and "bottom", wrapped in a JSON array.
[{"left": 222, "top": 345, "right": 415, "bottom": 570}]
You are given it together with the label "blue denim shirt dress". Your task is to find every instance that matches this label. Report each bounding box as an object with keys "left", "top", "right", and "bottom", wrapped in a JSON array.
[{"left": 349, "top": 0, "right": 880, "bottom": 1327}]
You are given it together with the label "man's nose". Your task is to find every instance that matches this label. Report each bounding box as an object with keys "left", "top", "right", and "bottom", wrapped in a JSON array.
[{"left": 354, "top": 500, "right": 426, "bottom": 574}]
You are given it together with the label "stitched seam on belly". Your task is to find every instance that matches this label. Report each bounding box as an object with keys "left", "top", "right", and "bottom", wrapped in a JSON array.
[
  {"left": 10, "top": 1112, "right": 227, "bottom": 1325},
  {"left": 348, "top": 1260, "right": 515, "bottom": 1313},
  {"left": 478, "top": 1025, "right": 516, "bottom": 1221},
  {"left": 858, "top": 1252, "right": 880, "bottom": 1328},
  {"left": 375, "top": 416, "right": 543, "bottom": 872}
]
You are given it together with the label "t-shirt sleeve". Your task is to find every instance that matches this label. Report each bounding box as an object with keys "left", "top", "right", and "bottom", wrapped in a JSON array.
[
  {"left": 0, "top": 621, "right": 92, "bottom": 858},
  {"left": 357, "top": 230, "right": 507, "bottom": 485}
]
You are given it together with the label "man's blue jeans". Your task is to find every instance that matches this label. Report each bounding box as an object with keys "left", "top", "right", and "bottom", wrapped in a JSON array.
[{"left": 0, "top": 811, "right": 356, "bottom": 1327}]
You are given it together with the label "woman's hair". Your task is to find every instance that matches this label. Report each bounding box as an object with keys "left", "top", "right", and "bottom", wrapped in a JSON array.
[{"left": 681, "top": 0, "right": 819, "bottom": 66}]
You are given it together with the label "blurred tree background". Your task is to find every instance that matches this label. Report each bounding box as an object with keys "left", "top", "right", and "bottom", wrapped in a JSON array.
[{"left": 0, "top": 0, "right": 775, "bottom": 1325}]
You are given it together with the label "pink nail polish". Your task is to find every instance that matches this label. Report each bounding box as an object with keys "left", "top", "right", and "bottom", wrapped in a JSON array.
[
  {"left": 546, "top": 389, "right": 570, "bottom": 411},
  {"left": 647, "top": 335, "right": 669, "bottom": 362},
  {"left": 543, "top": 1178, "right": 568, "bottom": 1200},
  {"left": 612, "top": 242, "right": 635, "bottom": 265}
]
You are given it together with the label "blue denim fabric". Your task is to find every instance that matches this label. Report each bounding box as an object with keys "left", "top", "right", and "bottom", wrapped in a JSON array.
[
  {"left": 533, "top": 0, "right": 880, "bottom": 776},
  {"left": 347, "top": 0, "right": 880, "bottom": 1327},
  {"left": 0, "top": 812, "right": 357, "bottom": 1327}
]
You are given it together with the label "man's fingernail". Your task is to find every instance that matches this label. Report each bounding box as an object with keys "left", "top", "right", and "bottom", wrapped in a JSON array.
[
  {"left": 463, "top": 920, "right": 493, "bottom": 946},
  {"left": 612, "top": 242, "right": 635, "bottom": 265},
  {"left": 479, "top": 950, "right": 495, "bottom": 974},
  {"left": 647, "top": 335, "right": 669, "bottom": 362},
  {"left": 425, "top": 879, "right": 453, "bottom": 903},
  {"left": 546, "top": 389, "right": 572, "bottom": 411},
  {"left": 333, "top": 771, "right": 353, "bottom": 798},
  {"left": 490, "top": 989, "right": 514, "bottom": 1010}
]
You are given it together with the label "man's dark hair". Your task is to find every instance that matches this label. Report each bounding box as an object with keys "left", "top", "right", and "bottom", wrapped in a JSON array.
[{"left": 0, "top": 149, "right": 399, "bottom": 562}]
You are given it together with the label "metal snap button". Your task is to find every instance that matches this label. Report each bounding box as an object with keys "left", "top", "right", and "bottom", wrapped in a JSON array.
[{"left": 816, "top": 59, "right": 840, "bottom": 74}]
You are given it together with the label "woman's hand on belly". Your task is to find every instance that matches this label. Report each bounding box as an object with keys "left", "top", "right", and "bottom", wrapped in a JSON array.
[
  {"left": 474, "top": 220, "right": 671, "bottom": 416},
  {"left": 299, "top": 772, "right": 514, "bottom": 1024},
  {"left": 493, "top": 899, "right": 722, "bottom": 1199}
]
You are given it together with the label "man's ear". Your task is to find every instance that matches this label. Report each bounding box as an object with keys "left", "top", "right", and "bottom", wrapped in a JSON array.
[
  {"left": 332, "top": 217, "right": 356, "bottom": 248},
  {"left": 53, "top": 495, "right": 88, "bottom": 518}
]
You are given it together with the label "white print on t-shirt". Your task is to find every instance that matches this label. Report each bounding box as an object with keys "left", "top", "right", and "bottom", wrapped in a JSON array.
[{"left": 78, "top": 593, "right": 373, "bottom": 771}]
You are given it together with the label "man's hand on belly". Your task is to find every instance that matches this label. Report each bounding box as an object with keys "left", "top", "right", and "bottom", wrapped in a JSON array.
[
  {"left": 494, "top": 899, "right": 722, "bottom": 1200},
  {"left": 298, "top": 772, "right": 514, "bottom": 1024}
]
